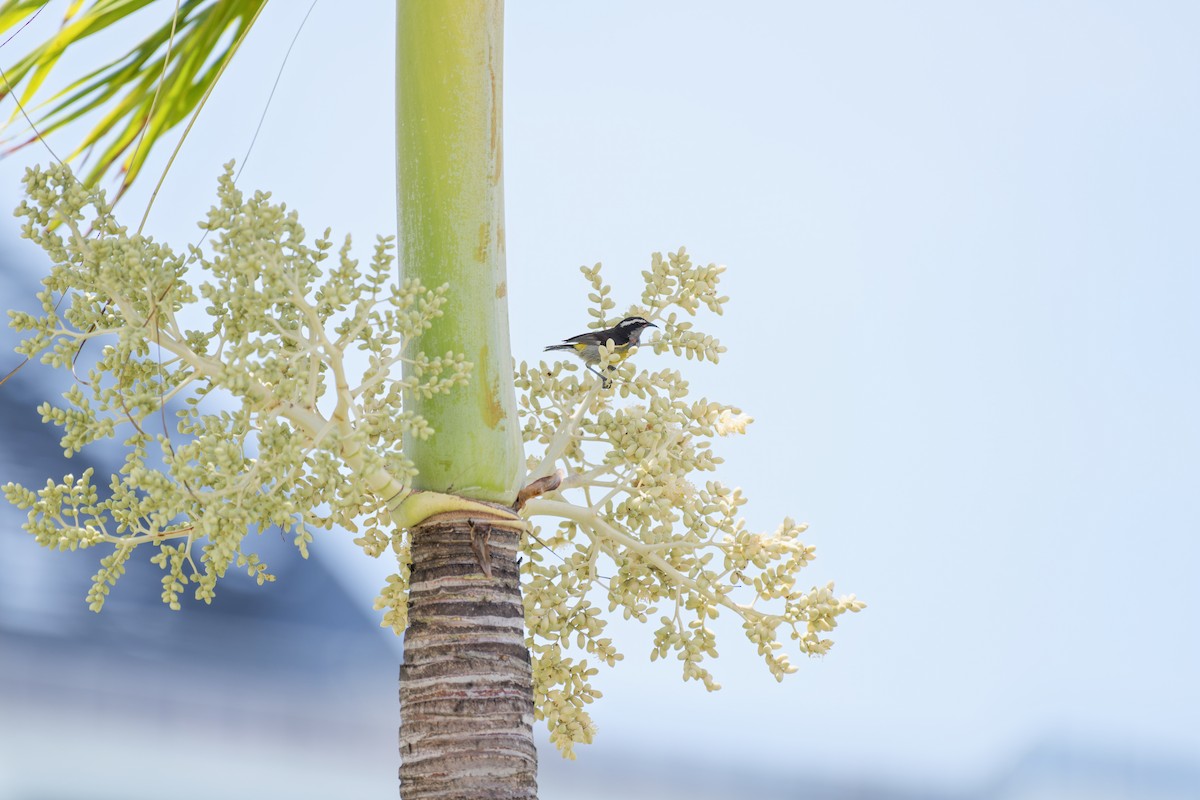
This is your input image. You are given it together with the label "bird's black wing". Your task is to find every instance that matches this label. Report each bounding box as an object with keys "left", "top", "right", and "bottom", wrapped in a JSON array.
[{"left": 560, "top": 330, "right": 603, "bottom": 344}]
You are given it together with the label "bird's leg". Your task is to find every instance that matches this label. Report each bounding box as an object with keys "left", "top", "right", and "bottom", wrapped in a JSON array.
[{"left": 586, "top": 364, "right": 612, "bottom": 389}]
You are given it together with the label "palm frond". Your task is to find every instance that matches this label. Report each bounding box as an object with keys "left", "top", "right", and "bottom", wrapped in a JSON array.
[{"left": 0, "top": 0, "right": 266, "bottom": 197}]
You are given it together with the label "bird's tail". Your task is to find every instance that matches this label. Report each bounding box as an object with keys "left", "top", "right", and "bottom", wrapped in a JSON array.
[{"left": 543, "top": 344, "right": 574, "bottom": 352}]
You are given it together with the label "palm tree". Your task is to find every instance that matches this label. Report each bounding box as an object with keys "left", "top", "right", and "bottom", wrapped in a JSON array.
[{"left": 1, "top": 3, "right": 864, "bottom": 798}]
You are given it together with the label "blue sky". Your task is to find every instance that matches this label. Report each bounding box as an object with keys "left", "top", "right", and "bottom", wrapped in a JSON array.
[{"left": 1, "top": 1, "right": 1197, "bottom": 791}]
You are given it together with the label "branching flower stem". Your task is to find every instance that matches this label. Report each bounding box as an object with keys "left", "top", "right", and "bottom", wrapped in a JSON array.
[
  {"left": 514, "top": 250, "right": 864, "bottom": 756},
  {"left": 529, "top": 380, "right": 601, "bottom": 481},
  {"left": 524, "top": 497, "right": 753, "bottom": 621},
  {"left": 6, "top": 162, "right": 483, "bottom": 610}
]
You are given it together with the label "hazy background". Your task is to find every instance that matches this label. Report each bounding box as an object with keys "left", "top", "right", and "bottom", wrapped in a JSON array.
[{"left": 1, "top": 2, "right": 1197, "bottom": 798}]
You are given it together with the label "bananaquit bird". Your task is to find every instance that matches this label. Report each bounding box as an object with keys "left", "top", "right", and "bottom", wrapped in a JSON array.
[{"left": 544, "top": 316, "right": 657, "bottom": 388}]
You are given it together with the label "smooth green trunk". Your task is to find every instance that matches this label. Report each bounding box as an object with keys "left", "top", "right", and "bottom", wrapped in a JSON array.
[{"left": 396, "top": 0, "right": 521, "bottom": 502}]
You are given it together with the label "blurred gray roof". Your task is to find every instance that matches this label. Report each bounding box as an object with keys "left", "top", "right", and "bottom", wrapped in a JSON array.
[
  {"left": 0, "top": 287, "right": 393, "bottom": 669},
  {"left": 0, "top": 245, "right": 403, "bottom": 799}
]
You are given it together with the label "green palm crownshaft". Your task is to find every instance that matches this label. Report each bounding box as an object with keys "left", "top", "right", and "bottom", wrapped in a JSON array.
[{"left": 397, "top": 1, "right": 521, "bottom": 502}]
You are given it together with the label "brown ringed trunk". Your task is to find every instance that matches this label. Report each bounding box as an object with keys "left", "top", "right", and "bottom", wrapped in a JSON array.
[{"left": 400, "top": 517, "right": 537, "bottom": 799}]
